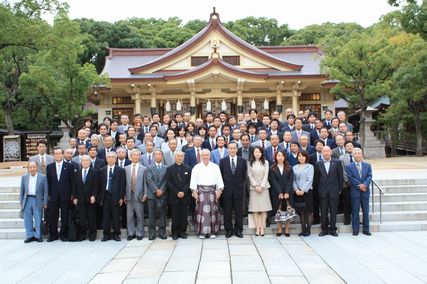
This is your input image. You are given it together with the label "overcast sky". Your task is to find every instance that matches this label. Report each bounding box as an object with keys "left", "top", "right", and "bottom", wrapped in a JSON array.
[{"left": 58, "top": 0, "right": 396, "bottom": 29}]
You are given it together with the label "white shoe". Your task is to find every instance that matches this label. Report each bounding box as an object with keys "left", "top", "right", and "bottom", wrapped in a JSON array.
[
  {"left": 209, "top": 234, "right": 216, "bottom": 239},
  {"left": 199, "top": 235, "right": 205, "bottom": 239}
]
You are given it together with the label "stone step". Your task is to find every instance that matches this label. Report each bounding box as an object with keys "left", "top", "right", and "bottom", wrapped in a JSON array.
[
  {"left": 0, "top": 209, "right": 20, "bottom": 218},
  {"left": 372, "top": 192, "right": 427, "bottom": 202},
  {"left": 378, "top": 185, "right": 427, "bottom": 194},
  {"left": 370, "top": 210, "right": 427, "bottom": 222},
  {"left": 0, "top": 218, "right": 23, "bottom": 229},
  {"left": 373, "top": 201, "right": 427, "bottom": 211},
  {"left": 374, "top": 179, "right": 427, "bottom": 186},
  {"left": 0, "top": 201, "right": 20, "bottom": 209},
  {"left": 0, "top": 193, "right": 20, "bottom": 201},
  {"left": 0, "top": 187, "right": 20, "bottom": 194}
]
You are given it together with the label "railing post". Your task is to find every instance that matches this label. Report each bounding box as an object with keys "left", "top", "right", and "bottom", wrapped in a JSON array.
[{"left": 371, "top": 181, "right": 375, "bottom": 214}]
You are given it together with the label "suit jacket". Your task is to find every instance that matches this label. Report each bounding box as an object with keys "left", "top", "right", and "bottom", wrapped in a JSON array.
[
  {"left": 291, "top": 130, "right": 310, "bottom": 142},
  {"left": 163, "top": 150, "right": 176, "bottom": 166},
  {"left": 20, "top": 173, "right": 48, "bottom": 210},
  {"left": 237, "top": 146, "right": 253, "bottom": 160},
  {"left": 339, "top": 153, "right": 353, "bottom": 184},
  {"left": 98, "top": 147, "right": 116, "bottom": 161},
  {"left": 63, "top": 159, "right": 80, "bottom": 172},
  {"left": 166, "top": 163, "right": 192, "bottom": 205},
  {"left": 72, "top": 167, "right": 99, "bottom": 205},
  {"left": 153, "top": 136, "right": 165, "bottom": 149},
  {"left": 264, "top": 145, "right": 283, "bottom": 165},
  {"left": 287, "top": 153, "right": 299, "bottom": 167},
  {"left": 140, "top": 153, "right": 154, "bottom": 168},
  {"left": 313, "top": 159, "right": 344, "bottom": 199},
  {"left": 303, "top": 123, "right": 316, "bottom": 133},
  {"left": 248, "top": 134, "right": 260, "bottom": 144},
  {"left": 116, "top": 158, "right": 131, "bottom": 168},
  {"left": 29, "top": 154, "right": 54, "bottom": 173},
  {"left": 310, "top": 129, "right": 321, "bottom": 145},
  {"left": 292, "top": 164, "right": 314, "bottom": 192},
  {"left": 117, "top": 124, "right": 130, "bottom": 134},
  {"left": 184, "top": 147, "right": 201, "bottom": 169},
  {"left": 210, "top": 148, "right": 229, "bottom": 165},
  {"left": 332, "top": 146, "right": 346, "bottom": 159},
  {"left": 202, "top": 138, "right": 218, "bottom": 151},
  {"left": 46, "top": 162, "right": 74, "bottom": 202},
  {"left": 144, "top": 163, "right": 167, "bottom": 200},
  {"left": 219, "top": 156, "right": 247, "bottom": 199},
  {"left": 269, "top": 165, "right": 293, "bottom": 195},
  {"left": 300, "top": 145, "right": 315, "bottom": 155},
  {"left": 251, "top": 139, "right": 271, "bottom": 149},
  {"left": 90, "top": 158, "right": 106, "bottom": 171},
  {"left": 309, "top": 152, "right": 323, "bottom": 166},
  {"left": 125, "top": 163, "right": 146, "bottom": 201},
  {"left": 346, "top": 162, "right": 372, "bottom": 199},
  {"left": 98, "top": 165, "right": 126, "bottom": 205}
]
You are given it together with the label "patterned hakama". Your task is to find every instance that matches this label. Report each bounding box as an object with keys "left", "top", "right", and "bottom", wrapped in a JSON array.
[{"left": 194, "top": 185, "right": 220, "bottom": 235}]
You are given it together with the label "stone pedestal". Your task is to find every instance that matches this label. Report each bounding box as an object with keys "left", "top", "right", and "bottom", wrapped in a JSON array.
[
  {"left": 58, "top": 121, "right": 70, "bottom": 149},
  {"left": 363, "top": 108, "right": 386, "bottom": 159}
]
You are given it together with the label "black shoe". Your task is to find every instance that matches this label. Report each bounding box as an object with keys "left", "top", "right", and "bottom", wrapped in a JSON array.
[
  {"left": 137, "top": 236, "right": 143, "bottom": 241},
  {"left": 24, "top": 238, "right": 34, "bottom": 243},
  {"left": 47, "top": 236, "right": 58, "bottom": 242},
  {"left": 35, "top": 237, "right": 43, "bottom": 242},
  {"left": 298, "top": 232, "right": 305, "bottom": 237},
  {"left": 89, "top": 237, "right": 96, "bottom": 242},
  {"left": 353, "top": 232, "right": 359, "bottom": 236},
  {"left": 172, "top": 234, "right": 178, "bottom": 240},
  {"left": 127, "top": 235, "right": 136, "bottom": 241},
  {"left": 225, "top": 231, "right": 233, "bottom": 238},
  {"left": 344, "top": 222, "right": 351, "bottom": 225},
  {"left": 318, "top": 231, "right": 328, "bottom": 237},
  {"left": 330, "top": 232, "right": 339, "bottom": 237},
  {"left": 363, "top": 231, "right": 371, "bottom": 236},
  {"left": 60, "top": 236, "right": 67, "bottom": 242},
  {"left": 78, "top": 237, "right": 86, "bottom": 242},
  {"left": 113, "top": 235, "right": 121, "bottom": 241},
  {"left": 179, "top": 233, "right": 188, "bottom": 239},
  {"left": 159, "top": 234, "right": 167, "bottom": 240},
  {"left": 276, "top": 231, "right": 283, "bottom": 237},
  {"left": 235, "top": 232, "right": 243, "bottom": 238},
  {"left": 149, "top": 236, "right": 156, "bottom": 241},
  {"left": 284, "top": 233, "right": 290, "bottom": 237},
  {"left": 101, "top": 236, "right": 111, "bottom": 242},
  {"left": 303, "top": 231, "right": 311, "bottom": 237}
]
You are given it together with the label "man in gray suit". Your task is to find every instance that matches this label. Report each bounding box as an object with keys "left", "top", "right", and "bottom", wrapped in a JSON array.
[
  {"left": 145, "top": 149, "right": 168, "bottom": 240},
  {"left": 149, "top": 125, "right": 165, "bottom": 150},
  {"left": 125, "top": 149, "right": 146, "bottom": 241},
  {"left": 163, "top": 139, "right": 178, "bottom": 166},
  {"left": 251, "top": 128, "right": 271, "bottom": 149},
  {"left": 20, "top": 162, "right": 48, "bottom": 243},
  {"left": 140, "top": 141, "right": 155, "bottom": 167},
  {"left": 291, "top": 118, "right": 311, "bottom": 144},
  {"left": 29, "top": 140, "right": 54, "bottom": 174}
]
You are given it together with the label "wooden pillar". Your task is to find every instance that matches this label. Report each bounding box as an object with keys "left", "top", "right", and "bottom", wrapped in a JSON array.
[
  {"left": 149, "top": 84, "right": 156, "bottom": 115},
  {"left": 134, "top": 93, "right": 141, "bottom": 115},
  {"left": 292, "top": 90, "right": 300, "bottom": 113},
  {"left": 188, "top": 80, "right": 196, "bottom": 121},
  {"left": 237, "top": 78, "right": 244, "bottom": 114}
]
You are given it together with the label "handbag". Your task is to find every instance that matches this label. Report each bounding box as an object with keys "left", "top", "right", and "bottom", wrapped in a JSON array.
[
  {"left": 67, "top": 206, "right": 80, "bottom": 242},
  {"left": 275, "top": 199, "right": 297, "bottom": 223}
]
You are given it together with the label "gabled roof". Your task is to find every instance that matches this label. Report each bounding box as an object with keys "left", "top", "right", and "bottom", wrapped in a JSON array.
[{"left": 128, "top": 11, "right": 303, "bottom": 74}]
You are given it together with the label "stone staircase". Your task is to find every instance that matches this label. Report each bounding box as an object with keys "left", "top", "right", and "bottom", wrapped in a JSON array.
[{"left": 1, "top": 178, "right": 426, "bottom": 239}]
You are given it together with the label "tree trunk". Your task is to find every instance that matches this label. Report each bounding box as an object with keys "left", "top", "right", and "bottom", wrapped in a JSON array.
[
  {"left": 359, "top": 109, "right": 366, "bottom": 149},
  {"left": 391, "top": 127, "right": 398, "bottom": 156},
  {"left": 413, "top": 108, "right": 423, "bottom": 156},
  {"left": 5, "top": 107, "right": 14, "bottom": 135}
]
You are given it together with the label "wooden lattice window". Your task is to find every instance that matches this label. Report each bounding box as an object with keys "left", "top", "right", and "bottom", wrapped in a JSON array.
[
  {"left": 191, "top": 56, "right": 209, "bottom": 66},
  {"left": 223, "top": 56, "right": 240, "bottom": 65}
]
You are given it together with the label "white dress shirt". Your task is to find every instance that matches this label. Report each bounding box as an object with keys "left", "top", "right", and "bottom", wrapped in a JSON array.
[
  {"left": 106, "top": 165, "right": 115, "bottom": 190},
  {"left": 28, "top": 173, "right": 38, "bottom": 195},
  {"left": 56, "top": 161, "right": 63, "bottom": 181}
]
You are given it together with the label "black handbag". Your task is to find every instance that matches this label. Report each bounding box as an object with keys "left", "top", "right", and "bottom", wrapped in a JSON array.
[
  {"left": 275, "top": 199, "right": 297, "bottom": 223},
  {"left": 67, "top": 206, "right": 80, "bottom": 242}
]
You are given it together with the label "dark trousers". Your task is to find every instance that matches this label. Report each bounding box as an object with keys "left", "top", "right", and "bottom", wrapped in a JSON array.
[
  {"left": 312, "top": 186, "right": 320, "bottom": 222},
  {"left": 148, "top": 198, "right": 167, "bottom": 237},
  {"left": 120, "top": 203, "right": 127, "bottom": 229},
  {"left": 342, "top": 186, "right": 352, "bottom": 224},
  {"left": 223, "top": 197, "right": 244, "bottom": 233},
  {"left": 102, "top": 193, "right": 120, "bottom": 237},
  {"left": 78, "top": 203, "right": 97, "bottom": 239},
  {"left": 48, "top": 200, "right": 70, "bottom": 238},
  {"left": 320, "top": 194, "right": 339, "bottom": 233},
  {"left": 170, "top": 202, "right": 188, "bottom": 235},
  {"left": 351, "top": 195, "right": 369, "bottom": 233},
  {"left": 96, "top": 203, "right": 103, "bottom": 229}
]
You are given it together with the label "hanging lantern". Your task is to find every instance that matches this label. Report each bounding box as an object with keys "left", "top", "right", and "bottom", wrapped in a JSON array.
[
  {"left": 206, "top": 100, "right": 212, "bottom": 112},
  {"left": 251, "top": 99, "right": 256, "bottom": 109},
  {"left": 165, "top": 100, "right": 171, "bottom": 112},
  {"left": 221, "top": 99, "right": 227, "bottom": 111},
  {"left": 263, "top": 98, "right": 269, "bottom": 110},
  {"left": 176, "top": 100, "right": 182, "bottom": 111}
]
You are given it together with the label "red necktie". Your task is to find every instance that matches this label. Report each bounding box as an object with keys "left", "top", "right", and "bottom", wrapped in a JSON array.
[
  {"left": 273, "top": 147, "right": 277, "bottom": 158},
  {"left": 262, "top": 141, "right": 265, "bottom": 148},
  {"left": 196, "top": 148, "right": 200, "bottom": 163}
]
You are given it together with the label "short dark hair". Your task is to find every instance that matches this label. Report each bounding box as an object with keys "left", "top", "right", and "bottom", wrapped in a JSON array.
[
  {"left": 126, "top": 137, "right": 135, "bottom": 143},
  {"left": 37, "top": 140, "right": 48, "bottom": 147},
  {"left": 287, "top": 114, "right": 296, "bottom": 120},
  {"left": 297, "top": 150, "right": 310, "bottom": 163},
  {"left": 53, "top": 146, "right": 64, "bottom": 154},
  {"left": 314, "top": 139, "right": 325, "bottom": 146},
  {"left": 88, "top": 146, "right": 98, "bottom": 152}
]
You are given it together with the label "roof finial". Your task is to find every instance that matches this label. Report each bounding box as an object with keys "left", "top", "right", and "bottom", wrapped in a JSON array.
[{"left": 213, "top": 7, "right": 216, "bottom": 13}]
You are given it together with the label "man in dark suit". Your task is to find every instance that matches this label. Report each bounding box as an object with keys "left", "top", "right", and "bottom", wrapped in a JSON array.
[
  {"left": 63, "top": 148, "right": 80, "bottom": 171},
  {"left": 88, "top": 146, "right": 106, "bottom": 170},
  {"left": 98, "top": 151, "right": 126, "bottom": 241},
  {"left": 309, "top": 140, "right": 325, "bottom": 224},
  {"left": 98, "top": 136, "right": 116, "bottom": 162},
  {"left": 346, "top": 148, "right": 372, "bottom": 236},
  {"left": 166, "top": 151, "right": 192, "bottom": 240},
  {"left": 72, "top": 155, "right": 99, "bottom": 241},
  {"left": 202, "top": 125, "right": 218, "bottom": 151},
  {"left": 237, "top": 134, "right": 252, "bottom": 161},
  {"left": 116, "top": 147, "right": 131, "bottom": 168},
  {"left": 145, "top": 149, "right": 168, "bottom": 240},
  {"left": 46, "top": 147, "right": 74, "bottom": 242},
  {"left": 219, "top": 142, "right": 248, "bottom": 238},
  {"left": 264, "top": 134, "right": 282, "bottom": 165},
  {"left": 314, "top": 146, "right": 343, "bottom": 237},
  {"left": 184, "top": 135, "right": 203, "bottom": 169}
]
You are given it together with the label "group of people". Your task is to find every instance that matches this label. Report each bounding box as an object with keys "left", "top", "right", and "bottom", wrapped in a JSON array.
[{"left": 20, "top": 107, "right": 373, "bottom": 243}]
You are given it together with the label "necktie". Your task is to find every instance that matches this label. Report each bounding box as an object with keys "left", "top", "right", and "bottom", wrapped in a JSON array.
[
  {"left": 340, "top": 147, "right": 344, "bottom": 156},
  {"left": 108, "top": 167, "right": 113, "bottom": 191},
  {"left": 357, "top": 163, "right": 362, "bottom": 178},
  {"left": 148, "top": 155, "right": 152, "bottom": 165},
  {"left": 262, "top": 141, "right": 265, "bottom": 148},
  {"left": 297, "top": 131, "right": 301, "bottom": 140},
  {"left": 211, "top": 139, "right": 215, "bottom": 149},
  {"left": 273, "top": 147, "right": 277, "bottom": 159},
  {"left": 231, "top": 157, "right": 236, "bottom": 174},
  {"left": 196, "top": 148, "right": 201, "bottom": 163},
  {"left": 157, "top": 164, "right": 161, "bottom": 171},
  {"left": 349, "top": 154, "right": 353, "bottom": 163},
  {"left": 131, "top": 164, "right": 136, "bottom": 192},
  {"left": 225, "top": 137, "right": 228, "bottom": 144},
  {"left": 40, "top": 156, "right": 46, "bottom": 174},
  {"left": 319, "top": 154, "right": 323, "bottom": 161},
  {"left": 91, "top": 160, "right": 95, "bottom": 169},
  {"left": 120, "top": 161, "right": 124, "bottom": 168},
  {"left": 83, "top": 169, "right": 87, "bottom": 183},
  {"left": 251, "top": 135, "right": 254, "bottom": 143}
]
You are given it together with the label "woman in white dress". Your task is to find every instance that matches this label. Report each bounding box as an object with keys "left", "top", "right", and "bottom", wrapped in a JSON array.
[{"left": 248, "top": 146, "right": 272, "bottom": 236}]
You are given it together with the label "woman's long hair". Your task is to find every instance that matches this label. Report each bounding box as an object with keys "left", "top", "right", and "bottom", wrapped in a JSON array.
[
  {"left": 249, "top": 145, "right": 266, "bottom": 167},
  {"left": 272, "top": 150, "right": 290, "bottom": 172}
]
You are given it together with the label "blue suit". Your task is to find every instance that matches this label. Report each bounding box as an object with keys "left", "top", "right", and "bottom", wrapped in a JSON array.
[
  {"left": 210, "top": 148, "right": 228, "bottom": 165},
  {"left": 184, "top": 147, "right": 201, "bottom": 169},
  {"left": 346, "top": 161, "right": 372, "bottom": 233}
]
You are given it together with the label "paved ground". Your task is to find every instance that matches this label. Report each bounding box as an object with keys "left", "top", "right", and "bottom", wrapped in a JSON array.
[{"left": 1, "top": 232, "right": 427, "bottom": 283}]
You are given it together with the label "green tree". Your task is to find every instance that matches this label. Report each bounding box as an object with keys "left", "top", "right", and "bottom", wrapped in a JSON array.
[
  {"left": 388, "top": 0, "right": 427, "bottom": 40},
  {"left": 322, "top": 29, "right": 395, "bottom": 148}
]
